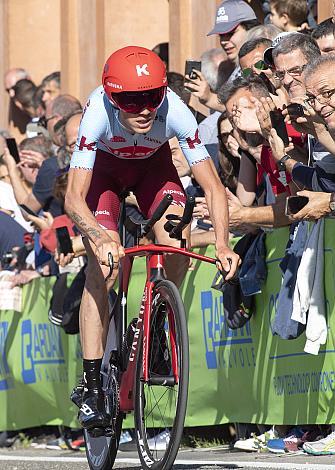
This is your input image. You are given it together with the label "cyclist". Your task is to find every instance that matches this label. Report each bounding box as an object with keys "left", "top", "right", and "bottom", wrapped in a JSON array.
[{"left": 65, "top": 46, "right": 240, "bottom": 430}]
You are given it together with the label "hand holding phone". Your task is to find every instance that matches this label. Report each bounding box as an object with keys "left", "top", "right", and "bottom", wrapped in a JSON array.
[
  {"left": 19, "top": 204, "right": 40, "bottom": 219},
  {"left": 285, "top": 195, "right": 309, "bottom": 216},
  {"left": 5, "top": 138, "right": 20, "bottom": 163},
  {"left": 286, "top": 103, "right": 305, "bottom": 121},
  {"left": 185, "top": 60, "right": 201, "bottom": 80},
  {"left": 56, "top": 226, "right": 73, "bottom": 255},
  {"left": 270, "top": 109, "right": 289, "bottom": 146}
]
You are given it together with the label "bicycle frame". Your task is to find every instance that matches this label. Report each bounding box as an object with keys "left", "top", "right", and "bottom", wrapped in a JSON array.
[{"left": 116, "top": 243, "right": 216, "bottom": 413}]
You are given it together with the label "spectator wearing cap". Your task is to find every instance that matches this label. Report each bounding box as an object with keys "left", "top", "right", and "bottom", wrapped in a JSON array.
[
  {"left": 185, "top": 0, "right": 259, "bottom": 113},
  {"left": 208, "top": 0, "right": 259, "bottom": 66},
  {"left": 312, "top": 18, "right": 335, "bottom": 56},
  {"left": 269, "top": 0, "right": 308, "bottom": 32}
]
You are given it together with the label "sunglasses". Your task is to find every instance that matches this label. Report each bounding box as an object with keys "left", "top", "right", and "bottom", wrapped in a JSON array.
[
  {"left": 111, "top": 87, "right": 166, "bottom": 114},
  {"left": 242, "top": 60, "right": 268, "bottom": 78},
  {"left": 38, "top": 115, "right": 57, "bottom": 129}
]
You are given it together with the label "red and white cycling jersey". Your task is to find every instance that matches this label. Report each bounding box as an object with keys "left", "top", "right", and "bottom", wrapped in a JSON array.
[{"left": 70, "top": 86, "right": 210, "bottom": 170}]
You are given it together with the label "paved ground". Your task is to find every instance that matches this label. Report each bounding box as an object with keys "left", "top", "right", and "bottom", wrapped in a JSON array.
[{"left": 0, "top": 446, "right": 335, "bottom": 469}]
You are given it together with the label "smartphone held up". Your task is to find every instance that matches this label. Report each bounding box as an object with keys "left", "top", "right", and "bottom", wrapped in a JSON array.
[
  {"left": 285, "top": 195, "right": 309, "bottom": 216},
  {"left": 270, "top": 109, "right": 289, "bottom": 146},
  {"left": 185, "top": 60, "right": 201, "bottom": 80},
  {"left": 56, "top": 226, "right": 73, "bottom": 255},
  {"left": 6, "top": 138, "right": 20, "bottom": 163}
]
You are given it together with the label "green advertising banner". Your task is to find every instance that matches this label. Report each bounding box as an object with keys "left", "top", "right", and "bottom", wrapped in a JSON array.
[
  {"left": 1, "top": 220, "right": 335, "bottom": 431},
  {"left": 0, "top": 277, "right": 82, "bottom": 430}
]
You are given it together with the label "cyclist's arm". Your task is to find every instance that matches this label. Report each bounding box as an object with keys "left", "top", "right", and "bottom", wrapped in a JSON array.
[
  {"left": 65, "top": 87, "right": 113, "bottom": 246},
  {"left": 191, "top": 159, "right": 229, "bottom": 249}
]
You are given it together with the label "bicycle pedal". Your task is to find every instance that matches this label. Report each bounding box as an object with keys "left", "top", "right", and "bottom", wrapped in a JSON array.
[
  {"left": 104, "top": 426, "right": 115, "bottom": 437},
  {"left": 88, "top": 427, "right": 106, "bottom": 438}
]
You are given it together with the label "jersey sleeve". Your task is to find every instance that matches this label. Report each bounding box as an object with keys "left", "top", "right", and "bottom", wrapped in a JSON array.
[
  {"left": 167, "top": 89, "right": 210, "bottom": 167},
  {"left": 70, "top": 87, "right": 107, "bottom": 170}
]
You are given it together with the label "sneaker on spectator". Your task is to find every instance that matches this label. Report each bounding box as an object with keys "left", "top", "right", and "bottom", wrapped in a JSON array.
[
  {"left": 147, "top": 429, "right": 170, "bottom": 451},
  {"left": 46, "top": 437, "right": 67, "bottom": 450},
  {"left": 234, "top": 428, "right": 278, "bottom": 452},
  {"left": 303, "top": 430, "right": 335, "bottom": 455},
  {"left": 119, "top": 430, "right": 132, "bottom": 445},
  {"left": 71, "top": 437, "right": 85, "bottom": 450},
  {"left": 267, "top": 427, "right": 304, "bottom": 454}
]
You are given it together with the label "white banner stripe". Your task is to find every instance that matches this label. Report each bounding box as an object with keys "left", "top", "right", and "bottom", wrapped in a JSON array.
[{"left": 0, "top": 455, "right": 333, "bottom": 468}]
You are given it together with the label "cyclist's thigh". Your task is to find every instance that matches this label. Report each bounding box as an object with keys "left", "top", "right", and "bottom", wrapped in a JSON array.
[
  {"left": 135, "top": 142, "right": 189, "bottom": 246},
  {"left": 86, "top": 150, "right": 122, "bottom": 232}
]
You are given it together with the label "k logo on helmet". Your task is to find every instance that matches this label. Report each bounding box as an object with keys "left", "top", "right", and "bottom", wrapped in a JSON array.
[{"left": 136, "top": 64, "right": 150, "bottom": 77}]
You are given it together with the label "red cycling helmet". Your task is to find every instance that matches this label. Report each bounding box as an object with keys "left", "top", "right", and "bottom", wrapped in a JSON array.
[{"left": 102, "top": 45, "right": 167, "bottom": 102}]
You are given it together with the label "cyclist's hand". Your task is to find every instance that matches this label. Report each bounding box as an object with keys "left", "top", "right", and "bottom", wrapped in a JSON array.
[
  {"left": 94, "top": 237, "right": 125, "bottom": 267},
  {"left": 216, "top": 246, "right": 241, "bottom": 282}
]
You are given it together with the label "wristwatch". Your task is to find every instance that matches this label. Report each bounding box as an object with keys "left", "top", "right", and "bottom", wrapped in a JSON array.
[
  {"left": 277, "top": 154, "right": 292, "bottom": 171},
  {"left": 329, "top": 193, "right": 335, "bottom": 213}
]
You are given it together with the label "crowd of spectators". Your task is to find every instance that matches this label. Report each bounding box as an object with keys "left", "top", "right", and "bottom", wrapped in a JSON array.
[{"left": 2, "top": 0, "right": 335, "bottom": 456}]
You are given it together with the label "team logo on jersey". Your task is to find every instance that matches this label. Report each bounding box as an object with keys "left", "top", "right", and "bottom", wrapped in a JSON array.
[
  {"left": 186, "top": 129, "right": 201, "bottom": 149},
  {"left": 111, "top": 136, "right": 126, "bottom": 143},
  {"left": 136, "top": 64, "right": 149, "bottom": 77},
  {"left": 78, "top": 136, "right": 96, "bottom": 151}
]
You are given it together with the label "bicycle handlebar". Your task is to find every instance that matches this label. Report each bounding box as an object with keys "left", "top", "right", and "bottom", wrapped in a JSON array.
[
  {"left": 165, "top": 196, "right": 195, "bottom": 240},
  {"left": 143, "top": 194, "right": 173, "bottom": 235}
]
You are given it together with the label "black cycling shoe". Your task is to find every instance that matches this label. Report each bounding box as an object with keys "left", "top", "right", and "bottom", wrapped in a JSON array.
[
  {"left": 78, "top": 392, "right": 111, "bottom": 430},
  {"left": 150, "top": 305, "right": 171, "bottom": 376},
  {"left": 70, "top": 377, "right": 84, "bottom": 408}
]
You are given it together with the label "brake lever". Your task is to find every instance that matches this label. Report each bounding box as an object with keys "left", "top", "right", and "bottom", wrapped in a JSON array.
[{"left": 105, "top": 252, "right": 114, "bottom": 281}]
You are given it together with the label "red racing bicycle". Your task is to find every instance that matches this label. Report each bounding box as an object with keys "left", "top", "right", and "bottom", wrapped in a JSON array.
[{"left": 82, "top": 194, "right": 218, "bottom": 470}]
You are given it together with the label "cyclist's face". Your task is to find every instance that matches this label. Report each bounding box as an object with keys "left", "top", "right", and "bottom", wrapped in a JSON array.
[{"left": 119, "top": 108, "right": 157, "bottom": 134}]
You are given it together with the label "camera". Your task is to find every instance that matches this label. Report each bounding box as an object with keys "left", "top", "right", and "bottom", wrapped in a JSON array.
[{"left": 1, "top": 251, "right": 14, "bottom": 269}]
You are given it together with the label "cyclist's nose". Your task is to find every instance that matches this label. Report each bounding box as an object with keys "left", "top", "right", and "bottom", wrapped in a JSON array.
[{"left": 140, "top": 108, "right": 152, "bottom": 116}]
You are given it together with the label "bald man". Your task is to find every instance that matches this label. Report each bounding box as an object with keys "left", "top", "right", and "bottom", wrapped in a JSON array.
[
  {"left": 4, "top": 68, "right": 30, "bottom": 97},
  {"left": 65, "top": 113, "right": 81, "bottom": 157}
]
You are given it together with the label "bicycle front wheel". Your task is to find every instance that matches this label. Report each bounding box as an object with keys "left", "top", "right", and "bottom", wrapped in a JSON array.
[{"left": 134, "top": 280, "right": 189, "bottom": 470}]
